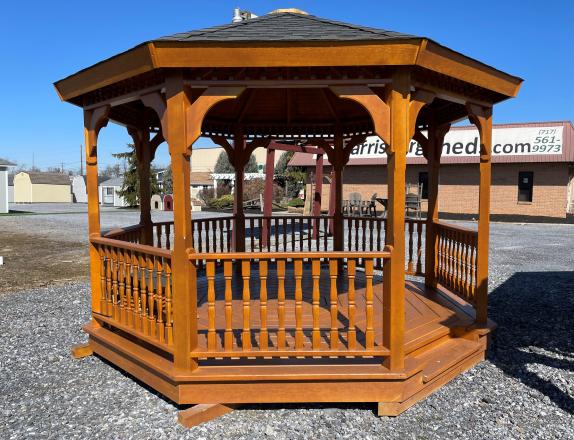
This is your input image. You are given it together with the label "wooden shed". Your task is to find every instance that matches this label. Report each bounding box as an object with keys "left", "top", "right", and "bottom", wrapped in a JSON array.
[{"left": 13, "top": 171, "right": 72, "bottom": 203}]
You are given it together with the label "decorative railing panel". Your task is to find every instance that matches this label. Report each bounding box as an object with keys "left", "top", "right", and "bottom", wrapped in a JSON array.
[
  {"left": 344, "top": 216, "right": 425, "bottom": 275},
  {"left": 435, "top": 222, "right": 478, "bottom": 304},
  {"left": 189, "top": 251, "right": 391, "bottom": 359},
  {"left": 91, "top": 236, "right": 174, "bottom": 351}
]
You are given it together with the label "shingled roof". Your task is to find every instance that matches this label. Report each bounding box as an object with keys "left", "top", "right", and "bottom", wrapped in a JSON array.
[
  {"left": 0, "top": 158, "right": 16, "bottom": 167},
  {"left": 158, "top": 11, "right": 417, "bottom": 43},
  {"left": 26, "top": 172, "right": 71, "bottom": 185}
]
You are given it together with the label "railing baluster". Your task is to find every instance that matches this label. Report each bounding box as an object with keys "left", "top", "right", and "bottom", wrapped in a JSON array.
[
  {"left": 347, "top": 217, "right": 352, "bottom": 251},
  {"left": 111, "top": 246, "right": 119, "bottom": 320},
  {"left": 223, "top": 260, "right": 233, "bottom": 351},
  {"left": 212, "top": 219, "right": 217, "bottom": 253},
  {"left": 165, "top": 223, "right": 171, "bottom": 250},
  {"left": 226, "top": 218, "right": 231, "bottom": 251},
  {"left": 311, "top": 259, "right": 321, "bottom": 349},
  {"left": 376, "top": 218, "right": 382, "bottom": 269},
  {"left": 118, "top": 250, "right": 126, "bottom": 324},
  {"left": 147, "top": 255, "right": 155, "bottom": 338},
  {"left": 277, "top": 259, "right": 286, "bottom": 349},
  {"left": 361, "top": 218, "right": 367, "bottom": 252},
  {"left": 259, "top": 260, "right": 268, "bottom": 350},
  {"left": 207, "top": 261, "right": 216, "bottom": 350},
  {"left": 205, "top": 220, "right": 211, "bottom": 253},
  {"left": 294, "top": 258, "right": 304, "bottom": 349},
  {"left": 258, "top": 217, "right": 263, "bottom": 252},
  {"left": 283, "top": 218, "right": 288, "bottom": 252},
  {"left": 347, "top": 259, "right": 356, "bottom": 350},
  {"left": 249, "top": 217, "right": 255, "bottom": 252},
  {"left": 354, "top": 217, "right": 359, "bottom": 251},
  {"left": 416, "top": 221, "right": 423, "bottom": 274},
  {"left": 219, "top": 219, "right": 224, "bottom": 253},
  {"left": 307, "top": 217, "right": 311, "bottom": 251},
  {"left": 98, "top": 246, "right": 108, "bottom": 316},
  {"left": 132, "top": 251, "right": 140, "bottom": 331},
  {"left": 298, "top": 218, "right": 303, "bottom": 250},
  {"left": 124, "top": 249, "right": 133, "bottom": 327},
  {"left": 241, "top": 260, "right": 251, "bottom": 350},
  {"left": 329, "top": 259, "right": 338, "bottom": 349},
  {"left": 323, "top": 217, "right": 328, "bottom": 251},
  {"left": 156, "top": 224, "right": 162, "bottom": 248},
  {"left": 139, "top": 253, "right": 148, "bottom": 334},
  {"left": 290, "top": 217, "right": 295, "bottom": 252},
  {"left": 365, "top": 258, "right": 374, "bottom": 350},
  {"left": 156, "top": 256, "right": 164, "bottom": 343},
  {"left": 407, "top": 220, "right": 414, "bottom": 274},
  {"left": 165, "top": 259, "right": 173, "bottom": 345},
  {"left": 274, "top": 218, "right": 279, "bottom": 252}
]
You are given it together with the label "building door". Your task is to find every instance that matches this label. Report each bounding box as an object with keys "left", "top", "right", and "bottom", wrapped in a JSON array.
[{"left": 103, "top": 187, "right": 115, "bottom": 205}]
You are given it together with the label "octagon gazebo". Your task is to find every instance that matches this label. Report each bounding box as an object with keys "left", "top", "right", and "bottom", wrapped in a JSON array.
[{"left": 55, "top": 9, "right": 522, "bottom": 426}]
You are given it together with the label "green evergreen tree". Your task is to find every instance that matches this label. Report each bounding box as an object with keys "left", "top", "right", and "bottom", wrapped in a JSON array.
[
  {"left": 112, "top": 144, "right": 160, "bottom": 207},
  {"left": 275, "top": 151, "right": 305, "bottom": 198},
  {"left": 162, "top": 167, "right": 173, "bottom": 194},
  {"left": 214, "top": 151, "right": 258, "bottom": 173}
]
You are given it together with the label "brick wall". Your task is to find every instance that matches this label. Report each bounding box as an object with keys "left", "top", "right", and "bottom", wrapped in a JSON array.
[{"left": 306, "top": 162, "right": 571, "bottom": 219}]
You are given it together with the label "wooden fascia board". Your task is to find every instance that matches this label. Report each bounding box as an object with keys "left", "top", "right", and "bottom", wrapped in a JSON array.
[
  {"left": 150, "top": 40, "right": 421, "bottom": 68},
  {"left": 415, "top": 39, "right": 523, "bottom": 98},
  {"left": 54, "top": 43, "right": 157, "bottom": 102}
]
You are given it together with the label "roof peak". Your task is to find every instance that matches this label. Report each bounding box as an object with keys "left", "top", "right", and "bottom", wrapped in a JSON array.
[{"left": 158, "top": 12, "right": 417, "bottom": 43}]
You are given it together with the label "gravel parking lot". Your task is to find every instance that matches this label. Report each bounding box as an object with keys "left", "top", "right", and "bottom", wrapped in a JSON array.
[{"left": 0, "top": 206, "right": 572, "bottom": 439}]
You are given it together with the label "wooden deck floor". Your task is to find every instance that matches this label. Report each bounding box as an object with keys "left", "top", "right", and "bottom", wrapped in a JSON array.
[{"left": 195, "top": 264, "right": 475, "bottom": 355}]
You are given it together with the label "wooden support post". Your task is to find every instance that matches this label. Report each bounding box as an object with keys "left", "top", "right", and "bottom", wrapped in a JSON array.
[
  {"left": 468, "top": 104, "right": 493, "bottom": 325},
  {"left": 312, "top": 153, "right": 323, "bottom": 239},
  {"left": 84, "top": 106, "right": 109, "bottom": 317},
  {"left": 328, "top": 168, "right": 336, "bottom": 235},
  {"left": 129, "top": 127, "right": 154, "bottom": 245},
  {"left": 166, "top": 76, "right": 197, "bottom": 371},
  {"left": 424, "top": 123, "right": 449, "bottom": 288},
  {"left": 382, "top": 73, "right": 410, "bottom": 371},
  {"left": 233, "top": 129, "right": 246, "bottom": 252},
  {"left": 332, "top": 132, "right": 344, "bottom": 252},
  {"left": 262, "top": 147, "right": 275, "bottom": 248}
]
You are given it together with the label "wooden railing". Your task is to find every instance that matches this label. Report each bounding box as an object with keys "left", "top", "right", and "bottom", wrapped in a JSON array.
[
  {"left": 247, "top": 215, "right": 332, "bottom": 252},
  {"left": 91, "top": 235, "right": 174, "bottom": 352},
  {"left": 344, "top": 216, "right": 425, "bottom": 275},
  {"left": 435, "top": 222, "right": 478, "bottom": 304},
  {"left": 103, "top": 224, "right": 145, "bottom": 244},
  {"left": 189, "top": 250, "right": 392, "bottom": 358}
]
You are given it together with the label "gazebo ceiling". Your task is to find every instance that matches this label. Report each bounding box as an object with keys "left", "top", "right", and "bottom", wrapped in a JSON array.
[{"left": 55, "top": 10, "right": 523, "bottom": 138}]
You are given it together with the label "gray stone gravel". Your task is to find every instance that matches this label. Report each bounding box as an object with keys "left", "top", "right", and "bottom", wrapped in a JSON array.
[{"left": 1, "top": 221, "right": 573, "bottom": 439}]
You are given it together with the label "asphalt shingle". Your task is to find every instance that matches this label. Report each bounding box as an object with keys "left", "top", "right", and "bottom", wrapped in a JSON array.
[{"left": 157, "top": 12, "right": 418, "bottom": 43}]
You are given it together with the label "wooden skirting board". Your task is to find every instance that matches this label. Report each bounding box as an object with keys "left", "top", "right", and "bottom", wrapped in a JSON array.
[{"left": 82, "top": 320, "right": 491, "bottom": 427}]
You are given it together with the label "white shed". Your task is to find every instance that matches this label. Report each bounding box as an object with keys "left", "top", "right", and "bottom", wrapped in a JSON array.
[
  {"left": 0, "top": 159, "right": 16, "bottom": 213},
  {"left": 71, "top": 175, "right": 88, "bottom": 203},
  {"left": 99, "top": 177, "right": 128, "bottom": 207}
]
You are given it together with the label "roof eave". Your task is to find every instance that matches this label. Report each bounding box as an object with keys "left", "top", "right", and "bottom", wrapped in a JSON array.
[{"left": 55, "top": 38, "right": 522, "bottom": 104}]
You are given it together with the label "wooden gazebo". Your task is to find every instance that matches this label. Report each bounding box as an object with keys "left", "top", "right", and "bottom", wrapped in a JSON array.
[{"left": 55, "top": 10, "right": 522, "bottom": 426}]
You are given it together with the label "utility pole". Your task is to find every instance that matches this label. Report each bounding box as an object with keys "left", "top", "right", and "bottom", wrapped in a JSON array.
[
  {"left": 61, "top": 162, "right": 64, "bottom": 173},
  {"left": 80, "top": 145, "right": 84, "bottom": 175},
  {"left": 32, "top": 152, "right": 35, "bottom": 170}
]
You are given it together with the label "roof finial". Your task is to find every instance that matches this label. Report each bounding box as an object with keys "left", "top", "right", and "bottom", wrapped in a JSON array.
[{"left": 269, "top": 8, "right": 309, "bottom": 15}]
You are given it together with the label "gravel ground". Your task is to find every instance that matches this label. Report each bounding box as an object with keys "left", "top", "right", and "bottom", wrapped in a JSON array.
[{"left": 1, "top": 219, "right": 573, "bottom": 439}]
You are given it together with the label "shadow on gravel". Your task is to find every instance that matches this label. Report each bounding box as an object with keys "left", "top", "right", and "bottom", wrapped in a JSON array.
[{"left": 488, "top": 271, "right": 574, "bottom": 414}]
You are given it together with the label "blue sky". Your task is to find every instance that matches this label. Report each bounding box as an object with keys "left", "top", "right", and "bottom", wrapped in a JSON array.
[{"left": 0, "top": 0, "right": 572, "bottom": 171}]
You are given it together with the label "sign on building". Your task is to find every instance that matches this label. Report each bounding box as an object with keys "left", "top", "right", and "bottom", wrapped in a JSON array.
[{"left": 350, "top": 126, "right": 564, "bottom": 159}]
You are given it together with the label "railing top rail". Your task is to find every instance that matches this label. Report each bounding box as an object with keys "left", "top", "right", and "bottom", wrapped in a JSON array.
[
  {"left": 91, "top": 234, "right": 172, "bottom": 258},
  {"left": 434, "top": 220, "right": 478, "bottom": 236},
  {"left": 103, "top": 223, "right": 144, "bottom": 238},
  {"left": 188, "top": 249, "right": 392, "bottom": 261}
]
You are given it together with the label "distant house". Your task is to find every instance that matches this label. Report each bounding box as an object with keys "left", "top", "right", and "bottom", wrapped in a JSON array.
[
  {"left": 99, "top": 177, "right": 128, "bottom": 207},
  {"left": 13, "top": 171, "right": 72, "bottom": 203},
  {"left": 0, "top": 158, "right": 16, "bottom": 213},
  {"left": 191, "top": 172, "right": 215, "bottom": 198}
]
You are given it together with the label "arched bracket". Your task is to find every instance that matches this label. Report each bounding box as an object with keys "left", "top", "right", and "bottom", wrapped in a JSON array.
[
  {"left": 343, "top": 134, "right": 367, "bottom": 164},
  {"left": 467, "top": 103, "right": 493, "bottom": 161},
  {"left": 149, "top": 132, "right": 164, "bottom": 162},
  {"left": 211, "top": 136, "right": 235, "bottom": 165},
  {"left": 409, "top": 90, "right": 435, "bottom": 141},
  {"left": 313, "top": 139, "right": 335, "bottom": 164},
  {"left": 243, "top": 137, "right": 272, "bottom": 164},
  {"left": 141, "top": 92, "right": 167, "bottom": 136},
  {"left": 186, "top": 87, "right": 246, "bottom": 153},
  {"left": 84, "top": 105, "right": 110, "bottom": 164},
  {"left": 330, "top": 85, "right": 390, "bottom": 145}
]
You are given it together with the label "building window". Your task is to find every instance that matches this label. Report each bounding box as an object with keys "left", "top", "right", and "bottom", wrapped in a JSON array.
[
  {"left": 518, "top": 171, "right": 534, "bottom": 203},
  {"left": 418, "top": 172, "right": 429, "bottom": 200},
  {"left": 105, "top": 187, "right": 114, "bottom": 196}
]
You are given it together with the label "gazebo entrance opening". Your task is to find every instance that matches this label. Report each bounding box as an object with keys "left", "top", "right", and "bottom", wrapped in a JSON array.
[{"left": 56, "top": 10, "right": 521, "bottom": 427}]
